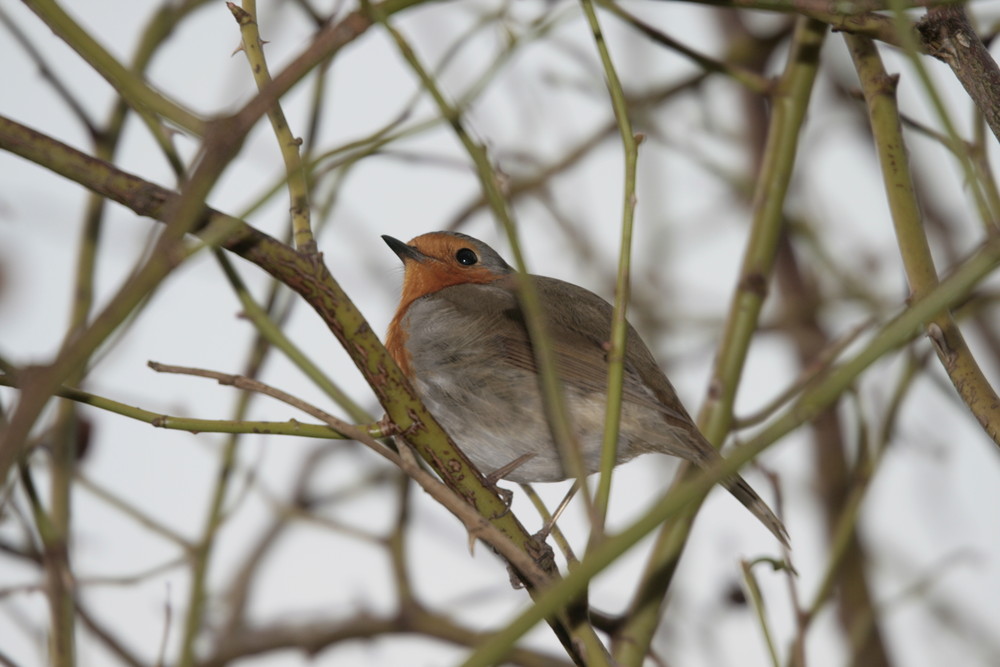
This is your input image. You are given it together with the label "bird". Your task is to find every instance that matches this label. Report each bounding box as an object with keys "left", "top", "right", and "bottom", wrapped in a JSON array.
[{"left": 383, "top": 231, "right": 789, "bottom": 546}]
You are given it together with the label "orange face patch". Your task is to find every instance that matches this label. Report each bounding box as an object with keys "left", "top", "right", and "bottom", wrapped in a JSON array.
[{"left": 398, "top": 233, "right": 501, "bottom": 304}]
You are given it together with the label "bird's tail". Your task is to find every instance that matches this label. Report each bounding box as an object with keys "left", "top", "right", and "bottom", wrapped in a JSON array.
[
  {"left": 721, "top": 473, "right": 790, "bottom": 549},
  {"left": 652, "top": 426, "right": 790, "bottom": 547},
  {"left": 679, "top": 431, "right": 790, "bottom": 548}
]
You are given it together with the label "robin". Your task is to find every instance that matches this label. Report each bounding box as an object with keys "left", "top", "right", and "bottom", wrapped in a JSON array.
[{"left": 383, "top": 231, "right": 788, "bottom": 546}]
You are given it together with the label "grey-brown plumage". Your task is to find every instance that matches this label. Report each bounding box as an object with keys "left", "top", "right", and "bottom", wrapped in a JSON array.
[{"left": 385, "top": 231, "right": 789, "bottom": 547}]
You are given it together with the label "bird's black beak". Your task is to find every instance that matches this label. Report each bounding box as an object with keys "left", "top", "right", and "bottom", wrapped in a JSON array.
[{"left": 382, "top": 235, "right": 428, "bottom": 264}]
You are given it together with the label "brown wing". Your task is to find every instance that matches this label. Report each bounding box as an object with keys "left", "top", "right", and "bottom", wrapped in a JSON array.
[
  {"left": 478, "top": 274, "right": 698, "bottom": 431},
  {"left": 431, "top": 279, "right": 790, "bottom": 544}
]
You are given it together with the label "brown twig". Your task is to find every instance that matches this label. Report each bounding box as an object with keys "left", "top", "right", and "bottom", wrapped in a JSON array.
[
  {"left": 145, "top": 361, "right": 554, "bottom": 589},
  {"left": 919, "top": 5, "right": 1000, "bottom": 146}
]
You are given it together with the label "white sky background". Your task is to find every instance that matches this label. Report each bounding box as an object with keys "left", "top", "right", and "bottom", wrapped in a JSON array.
[{"left": 2, "top": 1, "right": 1000, "bottom": 666}]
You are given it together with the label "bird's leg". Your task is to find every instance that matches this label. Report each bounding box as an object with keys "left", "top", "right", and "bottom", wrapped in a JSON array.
[
  {"left": 507, "top": 482, "right": 580, "bottom": 589},
  {"left": 534, "top": 480, "right": 580, "bottom": 541},
  {"left": 485, "top": 452, "right": 538, "bottom": 485},
  {"left": 482, "top": 453, "right": 537, "bottom": 509},
  {"left": 506, "top": 536, "right": 557, "bottom": 590}
]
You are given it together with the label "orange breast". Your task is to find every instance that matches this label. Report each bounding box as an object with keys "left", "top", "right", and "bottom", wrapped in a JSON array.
[{"left": 384, "top": 310, "right": 413, "bottom": 377}]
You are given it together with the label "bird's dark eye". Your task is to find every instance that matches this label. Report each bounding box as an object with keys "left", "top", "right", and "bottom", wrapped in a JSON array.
[{"left": 455, "top": 248, "right": 478, "bottom": 266}]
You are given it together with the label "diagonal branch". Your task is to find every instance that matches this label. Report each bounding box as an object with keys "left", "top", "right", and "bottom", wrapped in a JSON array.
[
  {"left": 918, "top": 4, "right": 1000, "bottom": 146},
  {"left": 848, "top": 32, "right": 1000, "bottom": 448},
  {"left": 0, "top": 112, "right": 557, "bottom": 589}
]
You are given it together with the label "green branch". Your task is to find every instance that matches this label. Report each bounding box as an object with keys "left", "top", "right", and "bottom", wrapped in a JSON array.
[
  {"left": 22, "top": 0, "right": 205, "bottom": 135},
  {"left": 461, "top": 230, "right": 1000, "bottom": 667},
  {"left": 0, "top": 373, "right": 375, "bottom": 440},
  {"left": 578, "top": 0, "right": 640, "bottom": 535},
  {"left": 612, "top": 17, "right": 828, "bottom": 665},
  {"left": 847, "top": 32, "right": 1000, "bottom": 447},
  {"left": 229, "top": 1, "right": 317, "bottom": 254},
  {"left": 0, "top": 109, "right": 561, "bottom": 611}
]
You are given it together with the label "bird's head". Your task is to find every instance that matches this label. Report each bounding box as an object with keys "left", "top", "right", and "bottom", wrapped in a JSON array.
[{"left": 382, "top": 231, "right": 513, "bottom": 307}]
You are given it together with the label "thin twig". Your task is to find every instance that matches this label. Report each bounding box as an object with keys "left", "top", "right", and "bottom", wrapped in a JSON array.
[
  {"left": 145, "top": 361, "right": 555, "bottom": 589},
  {"left": 229, "top": 2, "right": 317, "bottom": 253}
]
